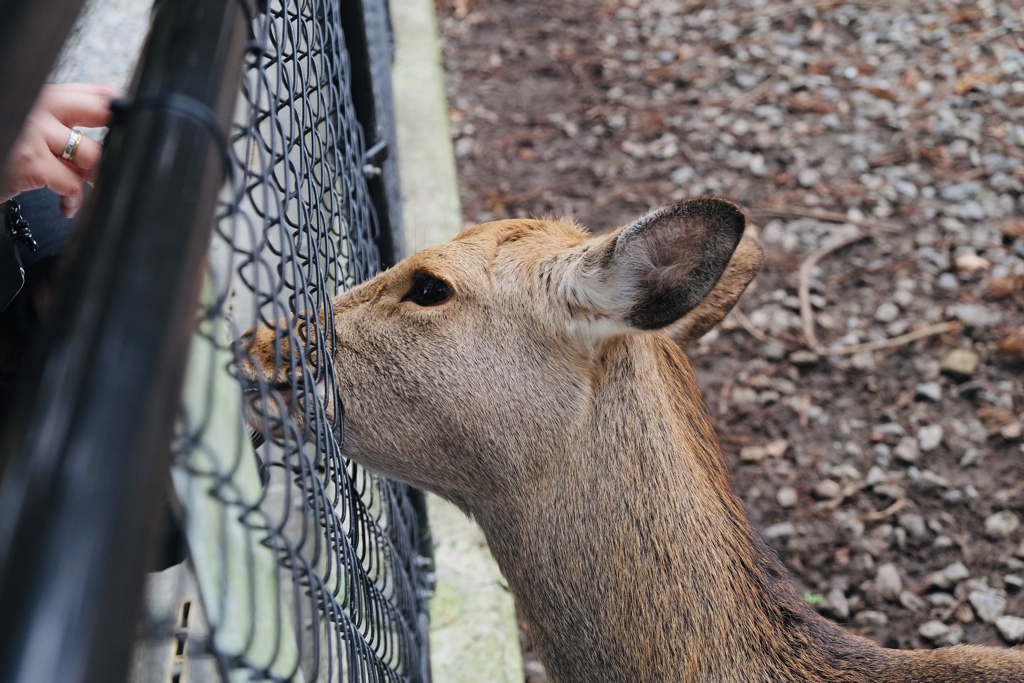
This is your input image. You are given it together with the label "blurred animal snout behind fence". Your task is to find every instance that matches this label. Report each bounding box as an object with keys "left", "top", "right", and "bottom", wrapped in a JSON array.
[{"left": 235, "top": 195, "right": 1024, "bottom": 681}]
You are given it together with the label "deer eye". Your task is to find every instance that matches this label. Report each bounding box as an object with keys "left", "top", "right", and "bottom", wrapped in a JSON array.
[{"left": 404, "top": 274, "right": 451, "bottom": 306}]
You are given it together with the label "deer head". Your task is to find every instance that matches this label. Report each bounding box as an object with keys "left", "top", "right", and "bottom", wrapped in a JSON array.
[{"left": 238, "top": 197, "right": 761, "bottom": 506}]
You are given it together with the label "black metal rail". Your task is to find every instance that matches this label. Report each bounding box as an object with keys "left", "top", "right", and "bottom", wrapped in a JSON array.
[{"left": 0, "top": 2, "right": 252, "bottom": 683}]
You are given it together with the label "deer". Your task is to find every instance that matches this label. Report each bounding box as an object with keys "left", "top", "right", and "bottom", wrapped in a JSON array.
[{"left": 239, "top": 197, "right": 1024, "bottom": 682}]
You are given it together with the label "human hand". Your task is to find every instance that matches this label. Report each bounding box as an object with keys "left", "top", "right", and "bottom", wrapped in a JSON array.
[{"left": 0, "top": 83, "right": 119, "bottom": 218}]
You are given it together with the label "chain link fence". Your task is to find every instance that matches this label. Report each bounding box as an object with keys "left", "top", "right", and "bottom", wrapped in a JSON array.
[
  {"left": 0, "top": 0, "right": 433, "bottom": 681},
  {"left": 172, "top": 0, "right": 434, "bottom": 681}
]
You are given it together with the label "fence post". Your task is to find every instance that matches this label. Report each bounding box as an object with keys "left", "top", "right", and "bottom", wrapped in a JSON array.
[
  {"left": 339, "top": 0, "right": 406, "bottom": 268},
  {"left": 0, "top": 2, "right": 252, "bottom": 682}
]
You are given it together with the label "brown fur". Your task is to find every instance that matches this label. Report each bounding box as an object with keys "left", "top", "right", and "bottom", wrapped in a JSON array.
[{"left": 239, "top": 198, "right": 1024, "bottom": 682}]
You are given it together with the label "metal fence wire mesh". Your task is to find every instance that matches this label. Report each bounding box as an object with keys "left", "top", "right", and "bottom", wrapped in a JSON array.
[{"left": 171, "top": 1, "right": 433, "bottom": 681}]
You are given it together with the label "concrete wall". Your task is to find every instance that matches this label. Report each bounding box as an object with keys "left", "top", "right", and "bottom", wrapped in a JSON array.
[{"left": 390, "top": 0, "right": 525, "bottom": 679}]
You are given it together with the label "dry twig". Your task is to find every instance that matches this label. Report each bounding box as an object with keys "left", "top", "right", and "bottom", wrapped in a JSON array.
[
  {"left": 861, "top": 497, "right": 907, "bottom": 523},
  {"left": 730, "top": 307, "right": 778, "bottom": 346},
  {"left": 733, "top": 75, "right": 782, "bottom": 110},
  {"left": 751, "top": 205, "right": 902, "bottom": 235},
  {"left": 743, "top": 207, "right": 961, "bottom": 356},
  {"left": 798, "top": 232, "right": 870, "bottom": 349},
  {"left": 819, "top": 321, "right": 962, "bottom": 356},
  {"left": 571, "top": 57, "right": 606, "bottom": 101}
]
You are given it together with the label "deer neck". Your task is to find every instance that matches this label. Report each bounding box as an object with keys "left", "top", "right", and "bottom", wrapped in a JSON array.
[{"left": 472, "top": 335, "right": 876, "bottom": 683}]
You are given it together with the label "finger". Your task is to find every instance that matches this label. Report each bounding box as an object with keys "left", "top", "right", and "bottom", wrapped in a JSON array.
[
  {"left": 62, "top": 132, "right": 103, "bottom": 175},
  {"left": 59, "top": 191, "right": 84, "bottom": 219},
  {"left": 43, "top": 121, "right": 102, "bottom": 172},
  {"left": 40, "top": 83, "right": 119, "bottom": 129},
  {"left": 45, "top": 82, "right": 119, "bottom": 97},
  {"left": 43, "top": 119, "right": 77, "bottom": 159},
  {"left": 41, "top": 82, "right": 120, "bottom": 108},
  {"left": 28, "top": 155, "right": 86, "bottom": 217}
]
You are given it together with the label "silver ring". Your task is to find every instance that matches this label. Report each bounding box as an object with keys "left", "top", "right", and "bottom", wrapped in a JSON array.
[{"left": 60, "top": 129, "right": 83, "bottom": 163}]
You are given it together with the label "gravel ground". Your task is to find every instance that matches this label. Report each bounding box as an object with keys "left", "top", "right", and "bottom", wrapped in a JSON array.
[{"left": 436, "top": 0, "right": 1024, "bottom": 678}]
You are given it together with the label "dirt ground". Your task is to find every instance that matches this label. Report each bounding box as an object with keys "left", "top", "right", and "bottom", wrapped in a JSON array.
[{"left": 434, "top": 0, "right": 1024, "bottom": 677}]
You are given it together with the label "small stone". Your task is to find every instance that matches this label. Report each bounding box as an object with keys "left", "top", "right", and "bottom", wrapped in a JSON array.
[
  {"left": 875, "top": 562, "right": 903, "bottom": 600},
  {"left": 915, "top": 382, "right": 942, "bottom": 402},
  {"left": 918, "top": 620, "right": 951, "bottom": 641},
  {"left": 524, "top": 660, "right": 547, "bottom": 678},
  {"left": 968, "top": 589, "right": 1007, "bottom": 623},
  {"left": 871, "top": 423, "right": 906, "bottom": 439},
  {"left": 920, "top": 359, "right": 942, "bottom": 381},
  {"left": 985, "top": 511, "right": 1021, "bottom": 539},
  {"left": 886, "top": 320, "right": 910, "bottom": 337},
  {"left": 824, "top": 587, "right": 850, "bottom": 620},
  {"left": 921, "top": 470, "right": 950, "bottom": 489},
  {"left": 850, "top": 351, "right": 876, "bottom": 371},
  {"left": 798, "top": 168, "right": 821, "bottom": 187},
  {"left": 995, "top": 615, "right": 1024, "bottom": 643},
  {"left": 917, "top": 424, "right": 944, "bottom": 452},
  {"left": 866, "top": 466, "right": 888, "bottom": 486},
  {"left": 763, "top": 522, "right": 797, "bottom": 539},
  {"left": 955, "top": 253, "right": 991, "bottom": 273},
  {"left": 764, "top": 439, "right": 790, "bottom": 458},
  {"left": 813, "top": 479, "right": 842, "bottom": 500},
  {"left": 1007, "top": 575, "right": 1024, "bottom": 590},
  {"left": 898, "top": 513, "right": 928, "bottom": 539},
  {"left": 899, "top": 590, "right": 927, "bottom": 612},
  {"left": 830, "top": 464, "right": 861, "bottom": 482},
  {"left": 853, "top": 610, "right": 889, "bottom": 627},
  {"left": 932, "top": 561, "right": 971, "bottom": 589},
  {"left": 873, "top": 483, "right": 906, "bottom": 500},
  {"left": 670, "top": 166, "right": 694, "bottom": 184},
  {"left": 940, "top": 349, "right": 980, "bottom": 380},
  {"left": 453, "top": 137, "right": 475, "bottom": 157},
  {"left": 997, "top": 328, "right": 1024, "bottom": 363},
  {"left": 954, "top": 303, "right": 1001, "bottom": 328},
  {"left": 777, "top": 486, "right": 798, "bottom": 508},
  {"left": 1002, "top": 422, "right": 1023, "bottom": 440},
  {"left": 941, "top": 182, "right": 980, "bottom": 202},
  {"left": 874, "top": 302, "right": 900, "bottom": 323},
  {"left": 740, "top": 445, "right": 767, "bottom": 462},
  {"left": 731, "top": 386, "right": 759, "bottom": 407},
  {"left": 893, "top": 436, "right": 920, "bottom": 463},
  {"left": 770, "top": 377, "right": 797, "bottom": 395},
  {"left": 988, "top": 276, "right": 1024, "bottom": 300},
  {"left": 937, "top": 272, "right": 960, "bottom": 290},
  {"left": 789, "top": 350, "right": 820, "bottom": 366},
  {"left": 839, "top": 514, "right": 865, "bottom": 540},
  {"left": 955, "top": 603, "right": 976, "bottom": 624}
]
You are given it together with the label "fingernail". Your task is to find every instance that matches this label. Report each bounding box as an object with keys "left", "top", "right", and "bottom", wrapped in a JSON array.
[{"left": 62, "top": 195, "right": 81, "bottom": 218}]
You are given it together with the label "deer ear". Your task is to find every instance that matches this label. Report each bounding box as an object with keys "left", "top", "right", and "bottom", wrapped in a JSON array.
[
  {"left": 574, "top": 197, "right": 747, "bottom": 332},
  {"left": 666, "top": 236, "right": 764, "bottom": 347}
]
